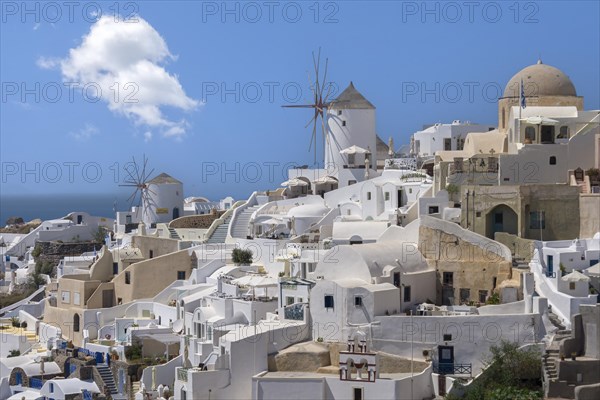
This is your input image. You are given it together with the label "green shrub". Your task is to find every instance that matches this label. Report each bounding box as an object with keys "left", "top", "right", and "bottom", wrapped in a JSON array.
[{"left": 232, "top": 248, "right": 253, "bottom": 265}]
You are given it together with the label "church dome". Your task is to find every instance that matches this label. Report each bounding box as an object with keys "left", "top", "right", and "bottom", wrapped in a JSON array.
[{"left": 503, "top": 60, "right": 577, "bottom": 98}]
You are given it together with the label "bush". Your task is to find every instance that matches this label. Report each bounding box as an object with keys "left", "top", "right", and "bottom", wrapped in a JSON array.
[
  {"left": 458, "top": 340, "right": 542, "bottom": 399},
  {"left": 20, "top": 321, "right": 27, "bottom": 328},
  {"left": 485, "top": 291, "right": 501, "bottom": 305},
  {"left": 7, "top": 349, "right": 20, "bottom": 358},
  {"left": 10, "top": 317, "right": 20, "bottom": 327},
  {"left": 232, "top": 248, "right": 253, "bottom": 265},
  {"left": 31, "top": 245, "right": 42, "bottom": 259}
]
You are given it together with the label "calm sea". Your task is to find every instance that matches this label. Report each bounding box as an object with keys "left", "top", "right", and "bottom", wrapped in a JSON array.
[{"left": 0, "top": 194, "right": 132, "bottom": 224}]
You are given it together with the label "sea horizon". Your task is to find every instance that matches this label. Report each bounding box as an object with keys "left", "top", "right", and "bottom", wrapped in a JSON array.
[{"left": 0, "top": 193, "right": 133, "bottom": 224}]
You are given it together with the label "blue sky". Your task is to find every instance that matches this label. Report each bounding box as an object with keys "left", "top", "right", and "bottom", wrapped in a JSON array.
[{"left": 1, "top": 0, "right": 599, "bottom": 201}]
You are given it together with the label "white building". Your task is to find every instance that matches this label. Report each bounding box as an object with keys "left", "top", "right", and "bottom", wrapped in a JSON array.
[{"left": 412, "top": 120, "right": 495, "bottom": 158}]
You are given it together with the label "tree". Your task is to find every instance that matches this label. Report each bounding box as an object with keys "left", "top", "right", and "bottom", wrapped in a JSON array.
[
  {"left": 7, "top": 349, "right": 20, "bottom": 357},
  {"left": 93, "top": 226, "right": 108, "bottom": 243},
  {"left": 27, "top": 271, "right": 46, "bottom": 289},
  {"left": 232, "top": 248, "right": 253, "bottom": 265},
  {"left": 449, "top": 340, "right": 542, "bottom": 400}
]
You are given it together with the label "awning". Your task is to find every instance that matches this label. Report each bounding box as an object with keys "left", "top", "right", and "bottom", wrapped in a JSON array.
[
  {"left": 231, "top": 275, "right": 278, "bottom": 287},
  {"left": 340, "top": 145, "right": 369, "bottom": 155},
  {"left": 281, "top": 178, "right": 309, "bottom": 187},
  {"left": 313, "top": 176, "right": 338, "bottom": 184},
  {"left": 136, "top": 333, "right": 181, "bottom": 345},
  {"left": 521, "top": 116, "right": 559, "bottom": 125}
]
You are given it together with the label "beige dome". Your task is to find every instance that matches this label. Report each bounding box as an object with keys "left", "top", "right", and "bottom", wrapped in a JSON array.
[{"left": 503, "top": 60, "right": 577, "bottom": 98}]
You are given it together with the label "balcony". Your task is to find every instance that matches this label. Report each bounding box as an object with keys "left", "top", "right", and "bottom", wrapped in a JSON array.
[{"left": 433, "top": 362, "right": 472, "bottom": 375}]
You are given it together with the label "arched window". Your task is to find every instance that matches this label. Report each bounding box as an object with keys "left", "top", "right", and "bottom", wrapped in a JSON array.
[
  {"left": 525, "top": 127, "right": 536, "bottom": 143},
  {"left": 558, "top": 126, "right": 569, "bottom": 139},
  {"left": 73, "top": 314, "right": 80, "bottom": 332},
  {"left": 549, "top": 156, "right": 557, "bottom": 165},
  {"left": 501, "top": 108, "right": 505, "bottom": 128}
]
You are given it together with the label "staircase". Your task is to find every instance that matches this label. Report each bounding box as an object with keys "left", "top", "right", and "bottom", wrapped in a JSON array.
[
  {"left": 97, "top": 365, "right": 118, "bottom": 395},
  {"left": 168, "top": 227, "right": 181, "bottom": 240},
  {"left": 206, "top": 215, "right": 233, "bottom": 244},
  {"left": 231, "top": 205, "right": 260, "bottom": 238},
  {"left": 130, "top": 380, "right": 141, "bottom": 400},
  {"left": 543, "top": 329, "right": 576, "bottom": 399}
]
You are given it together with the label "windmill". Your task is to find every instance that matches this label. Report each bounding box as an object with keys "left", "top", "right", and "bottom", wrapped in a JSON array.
[
  {"left": 119, "top": 155, "right": 156, "bottom": 222},
  {"left": 283, "top": 48, "right": 336, "bottom": 165}
]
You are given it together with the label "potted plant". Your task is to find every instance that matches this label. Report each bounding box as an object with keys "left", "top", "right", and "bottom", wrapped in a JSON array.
[
  {"left": 559, "top": 353, "right": 565, "bottom": 361},
  {"left": 571, "top": 352, "right": 577, "bottom": 361}
]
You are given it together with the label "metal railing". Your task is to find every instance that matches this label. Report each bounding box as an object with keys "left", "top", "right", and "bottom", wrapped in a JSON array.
[{"left": 433, "top": 362, "right": 472, "bottom": 375}]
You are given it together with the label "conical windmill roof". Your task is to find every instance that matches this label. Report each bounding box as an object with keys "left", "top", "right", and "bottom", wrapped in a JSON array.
[
  {"left": 330, "top": 82, "right": 375, "bottom": 110},
  {"left": 148, "top": 172, "right": 182, "bottom": 185}
]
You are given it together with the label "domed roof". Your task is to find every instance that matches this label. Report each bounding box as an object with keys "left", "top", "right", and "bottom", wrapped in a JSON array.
[{"left": 503, "top": 60, "right": 577, "bottom": 98}]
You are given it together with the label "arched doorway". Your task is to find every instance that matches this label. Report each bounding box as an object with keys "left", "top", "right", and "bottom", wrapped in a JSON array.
[
  {"left": 486, "top": 204, "right": 518, "bottom": 239},
  {"left": 172, "top": 207, "right": 180, "bottom": 220},
  {"left": 73, "top": 314, "right": 80, "bottom": 332}
]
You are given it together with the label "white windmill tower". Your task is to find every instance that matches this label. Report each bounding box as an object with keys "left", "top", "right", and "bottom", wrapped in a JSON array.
[
  {"left": 120, "top": 156, "right": 184, "bottom": 227},
  {"left": 326, "top": 82, "right": 378, "bottom": 185}
]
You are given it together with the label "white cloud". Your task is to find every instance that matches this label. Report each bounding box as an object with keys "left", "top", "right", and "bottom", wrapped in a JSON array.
[
  {"left": 70, "top": 123, "right": 99, "bottom": 141},
  {"left": 143, "top": 131, "right": 152, "bottom": 142},
  {"left": 45, "top": 15, "right": 198, "bottom": 139},
  {"left": 36, "top": 56, "right": 60, "bottom": 69}
]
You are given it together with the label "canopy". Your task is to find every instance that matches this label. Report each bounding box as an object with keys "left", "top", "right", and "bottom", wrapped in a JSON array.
[
  {"left": 232, "top": 275, "right": 278, "bottom": 287},
  {"left": 313, "top": 176, "right": 338, "bottom": 184},
  {"left": 281, "top": 178, "right": 308, "bottom": 187},
  {"left": 340, "top": 145, "right": 369, "bottom": 155},
  {"left": 522, "top": 116, "right": 559, "bottom": 125},
  {"left": 561, "top": 270, "right": 590, "bottom": 282},
  {"left": 585, "top": 263, "right": 600, "bottom": 277},
  {"left": 137, "top": 333, "right": 181, "bottom": 345},
  {"left": 260, "top": 217, "right": 284, "bottom": 226}
]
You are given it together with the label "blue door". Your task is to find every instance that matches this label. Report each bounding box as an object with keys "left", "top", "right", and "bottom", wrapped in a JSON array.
[
  {"left": 547, "top": 255, "right": 554, "bottom": 276},
  {"left": 15, "top": 372, "right": 22, "bottom": 385},
  {"left": 95, "top": 351, "right": 104, "bottom": 364}
]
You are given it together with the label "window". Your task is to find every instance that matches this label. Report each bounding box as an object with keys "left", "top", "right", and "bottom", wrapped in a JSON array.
[
  {"left": 353, "top": 387, "right": 364, "bottom": 400},
  {"left": 338, "top": 110, "right": 342, "bottom": 116},
  {"left": 476, "top": 211, "right": 482, "bottom": 217},
  {"left": 569, "top": 282, "right": 576, "bottom": 290},
  {"left": 403, "top": 286, "right": 411, "bottom": 302},
  {"left": 530, "top": 211, "right": 546, "bottom": 229},
  {"left": 558, "top": 126, "right": 569, "bottom": 139},
  {"left": 459, "top": 288, "right": 470, "bottom": 303},
  {"left": 149, "top": 250, "right": 154, "bottom": 259},
  {"left": 49, "top": 382, "right": 54, "bottom": 393},
  {"left": 324, "top": 295, "right": 334, "bottom": 309},
  {"left": 342, "top": 120, "right": 347, "bottom": 127},
  {"left": 525, "top": 126, "right": 536, "bottom": 142},
  {"left": 366, "top": 192, "right": 372, "bottom": 200},
  {"left": 549, "top": 156, "right": 556, "bottom": 165},
  {"left": 443, "top": 334, "right": 452, "bottom": 341},
  {"left": 393, "top": 272, "right": 401, "bottom": 288},
  {"left": 443, "top": 272, "right": 453, "bottom": 285},
  {"left": 444, "top": 138, "right": 452, "bottom": 151},
  {"left": 61, "top": 290, "right": 71, "bottom": 303},
  {"left": 348, "top": 180, "right": 357, "bottom": 185},
  {"left": 479, "top": 290, "right": 488, "bottom": 303},
  {"left": 73, "top": 314, "right": 80, "bottom": 332},
  {"left": 125, "top": 271, "right": 131, "bottom": 284},
  {"left": 113, "top": 262, "right": 119, "bottom": 275},
  {"left": 347, "top": 153, "right": 355, "bottom": 165},
  {"left": 354, "top": 296, "right": 363, "bottom": 307},
  {"left": 73, "top": 292, "right": 81, "bottom": 306},
  {"left": 286, "top": 296, "right": 295, "bottom": 306},
  {"left": 457, "top": 138, "right": 465, "bottom": 150},
  {"left": 385, "top": 192, "right": 390, "bottom": 201},
  {"left": 409, "top": 188, "right": 413, "bottom": 194},
  {"left": 177, "top": 271, "right": 186, "bottom": 280},
  {"left": 428, "top": 206, "right": 439, "bottom": 214}
]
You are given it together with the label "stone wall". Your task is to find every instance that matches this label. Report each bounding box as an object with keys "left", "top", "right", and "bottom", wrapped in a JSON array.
[
  {"left": 169, "top": 210, "right": 225, "bottom": 229},
  {"left": 34, "top": 240, "right": 101, "bottom": 267},
  {"left": 580, "top": 194, "right": 600, "bottom": 238},
  {"left": 419, "top": 223, "right": 512, "bottom": 305}
]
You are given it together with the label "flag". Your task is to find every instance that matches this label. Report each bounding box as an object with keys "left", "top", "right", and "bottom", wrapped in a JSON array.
[{"left": 520, "top": 78, "right": 527, "bottom": 109}]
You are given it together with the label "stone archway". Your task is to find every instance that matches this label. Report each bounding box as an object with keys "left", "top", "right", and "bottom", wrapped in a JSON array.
[{"left": 485, "top": 204, "right": 518, "bottom": 239}]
